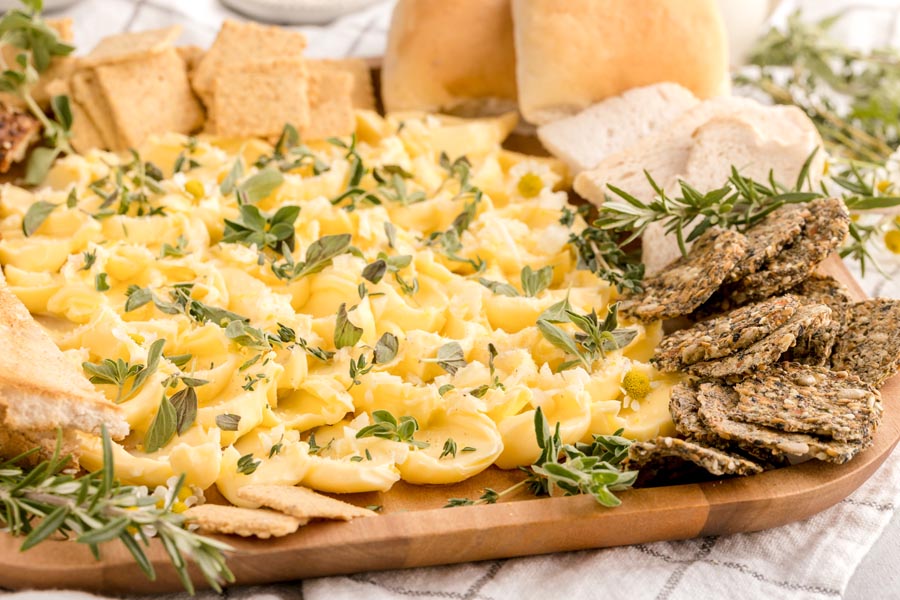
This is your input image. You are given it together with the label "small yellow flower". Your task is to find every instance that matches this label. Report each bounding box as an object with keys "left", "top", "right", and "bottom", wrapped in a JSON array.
[
  {"left": 184, "top": 179, "right": 205, "bottom": 201},
  {"left": 851, "top": 213, "right": 861, "bottom": 222},
  {"left": 517, "top": 173, "right": 543, "bottom": 198},
  {"left": 622, "top": 370, "right": 651, "bottom": 401},
  {"left": 877, "top": 180, "right": 892, "bottom": 193},
  {"left": 884, "top": 229, "right": 900, "bottom": 254},
  {"left": 822, "top": 160, "right": 830, "bottom": 176}
]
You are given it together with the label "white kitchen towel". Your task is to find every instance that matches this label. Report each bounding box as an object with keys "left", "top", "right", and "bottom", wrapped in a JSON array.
[{"left": 2, "top": 1, "right": 900, "bottom": 599}]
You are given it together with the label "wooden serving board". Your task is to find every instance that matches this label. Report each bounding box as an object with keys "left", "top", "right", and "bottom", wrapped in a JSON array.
[{"left": 0, "top": 255, "right": 898, "bottom": 594}]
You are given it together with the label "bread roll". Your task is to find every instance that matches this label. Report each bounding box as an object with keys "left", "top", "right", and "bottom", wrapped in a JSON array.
[
  {"left": 381, "top": 0, "right": 517, "bottom": 116},
  {"left": 512, "top": 0, "right": 729, "bottom": 125}
]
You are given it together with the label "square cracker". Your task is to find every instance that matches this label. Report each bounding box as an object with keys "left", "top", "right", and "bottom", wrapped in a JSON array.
[
  {"left": 81, "top": 25, "right": 181, "bottom": 67},
  {"left": 237, "top": 484, "right": 376, "bottom": 521},
  {"left": 94, "top": 47, "right": 204, "bottom": 149},
  {"left": 191, "top": 19, "right": 307, "bottom": 102},
  {"left": 211, "top": 58, "right": 309, "bottom": 139},
  {"left": 309, "top": 58, "right": 375, "bottom": 110},
  {"left": 184, "top": 504, "right": 306, "bottom": 539},
  {"left": 71, "top": 70, "right": 120, "bottom": 150},
  {"left": 43, "top": 78, "right": 104, "bottom": 154},
  {"left": 301, "top": 69, "right": 355, "bottom": 141}
]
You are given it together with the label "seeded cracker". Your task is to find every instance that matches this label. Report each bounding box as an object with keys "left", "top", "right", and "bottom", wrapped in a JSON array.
[
  {"left": 626, "top": 436, "right": 763, "bottom": 476},
  {"left": 830, "top": 298, "right": 900, "bottom": 386},
  {"left": 789, "top": 273, "right": 854, "bottom": 313},
  {"left": 686, "top": 303, "right": 831, "bottom": 378},
  {"left": 734, "top": 362, "right": 881, "bottom": 443},
  {"left": 655, "top": 295, "right": 802, "bottom": 372},
  {"left": 725, "top": 204, "right": 811, "bottom": 283},
  {"left": 184, "top": 504, "right": 305, "bottom": 538},
  {"left": 619, "top": 226, "right": 748, "bottom": 322},
  {"left": 697, "top": 383, "right": 863, "bottom": 464},
  {"left": 782, "top": 319, "right": 840, "bottom": 366},
  {"left": 725, "top": 197, "right": 850, "bottom": 303},
  {"left": 238, "top": 484, "right": 376, "bottom": 521}
]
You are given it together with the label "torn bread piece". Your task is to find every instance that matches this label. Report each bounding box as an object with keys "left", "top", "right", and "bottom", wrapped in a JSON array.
[
  {"left": 655, "top": 295, "right": 802, "bottom": 371},
  {"left": 70, "top": 70, "right": 120, "bottom": 150},
  {"left": 697, "top": 383, "right": 864, "bottom": 464},
  {"left": 537, "top": 83, "right": 699, "bottom": 174},
  {"left": 0, "top": 271, "right": 128, "bottom": 458},
  {"left": 734, "top": 362, "right": 881, "bottom": 443},
  {"left": 94, "top": 47, "right": 204, "bottom": 149},
  {"left": 618, "top": 226, "right": 748, "bottom": 322},
  {"left": 0, "top": 106, "right": 40, "bottom": 173},
  {"left": 238, "top": 484, "right": 376, "bottom": 521},
  {"left": 184, "top": 504, "right": 305, "bottom": 538},
  {"left": 626, "top": 436, "right": 763, "bottom": 477},
  {"left": 830, "top": 298, "right": 900, "bottom": 387},
  {"left": 191, "top": 20, "right": 307, "bottom": 105},
  {"left": 687, "top": 303, "right": 831, "bottom": 378},
  {"left": 310, "top": 58, "right": 375, "bottom": 111},
  {"left": 210, "top": 58, "right": 310, "bottom": 139},
  {"left": 301, "top": 68, "right": 355, "bottom": 140},
  {"left": 44, "top": 78, "right": 104, "bottom": 154},
  {"left": 80, "top": 25, "right": 182, "bottom": 67}
]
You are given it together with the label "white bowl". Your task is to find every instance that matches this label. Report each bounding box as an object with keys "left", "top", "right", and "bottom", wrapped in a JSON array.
[{"left": 220, "top": 0, "right": 386, "bottom": 25}]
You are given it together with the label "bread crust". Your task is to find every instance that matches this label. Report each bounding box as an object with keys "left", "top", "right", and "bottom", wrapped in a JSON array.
[
  {"left": 512, "top": 0, "right": 729, "bottom": 124},
  {"left": 382, "top": 0, "right": 517, "bottom": 115}
]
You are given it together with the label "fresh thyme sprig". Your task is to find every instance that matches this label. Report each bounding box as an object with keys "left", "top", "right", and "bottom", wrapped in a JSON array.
[
  {"left": 445, "top": 407, "right": 636, "bottom": 508},
  {"left": 82, "top": 339, "right": 165, "bottom": 404},
  {"left": 0, "top": 0, "right": 76, "bottom": 184},
  {"left": 0, "top": 428, "right": 234, "bottom": 594},
  {"left": 537, "top": 302, "right": 637, "bottom": 372}
]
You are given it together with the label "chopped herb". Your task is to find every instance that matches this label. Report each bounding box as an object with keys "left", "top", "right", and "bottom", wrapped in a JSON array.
[
  {"left": 440, "top": 438, "right": 457, "bottom": 459},
  {"left": 421, "top": 342, "right": 466, "bottom": 375},
  {"left": 268, "top": 436, "right": 284, "bottom": 458},
  {"left": 82, "top": 339, "right": 165, "bottom": 403},
  {"left": 216, "top": 414, "right": 241, "bottom": 431},
  {"left": 169, "top": 387, "right": 197, "bottom": 436},
  {"left": 356, "top": 410, "right": 428, "bottom": 449},
  {"left": 144, "top": 394, "right": 177, "bottom": 454},
  {"left": 520, "top": 265, "right": 553, "bottom": 297},
  {"left": 373, "top": 332, "right": 399, "bottom": 364},
  {"left": 236, "top": 453, "right": 260, "bottom": 475},
  {"left": 271, "top": 233, "right": 352, "bottom": 282},
  {"left": 22, "top": 201, "right": 56, "bottom": 236},
  {"left": 235, "top": 169, "right": 283, "bottom": 205},
  {"left": 222, "top": 204, "right": 299, "bottom": 255},
  {"left": 461, "top": 446, "right": 477, "bottom": 453},
  {"left": 537, "top": 303, "right": 637, "bottom": 371},
  {"left": 334, "top": 303, "right": 363, "bottom": 349},
  {"left": 80, "top": 250, "right": 97, "bottom": 271}
]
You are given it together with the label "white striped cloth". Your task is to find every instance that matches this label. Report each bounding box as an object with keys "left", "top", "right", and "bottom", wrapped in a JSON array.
[{"left": 2, "top": 1, "right": 900, "bottom": 598}]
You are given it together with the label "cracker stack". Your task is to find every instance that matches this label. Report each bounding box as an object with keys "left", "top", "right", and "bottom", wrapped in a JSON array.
[
  {"left": 47, "top": 25, "right": 203, "bottom": 153},
  {"left": 622, "top": 198, "right": 899, "bottom": 477}
]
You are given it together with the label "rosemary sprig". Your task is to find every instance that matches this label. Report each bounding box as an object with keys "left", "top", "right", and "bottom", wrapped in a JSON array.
[
  {"left": 0, "top": 428, "right": 234, "bottom": 594},
  {"left": 445, "top": 407, "right": 636, "bottom": 508},
  {"left": 596, "top": 156, "right": 900, "bottom": 275}
]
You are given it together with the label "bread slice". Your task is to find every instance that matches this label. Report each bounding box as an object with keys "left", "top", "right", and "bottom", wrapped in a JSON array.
[
  {"left": 512, "top": 0, "right": 729, "bottom": 124},
  {"left": 537, "top": 83, "right": 699, "bottom": 174},
  {"left": 0, "top": 270, "right": 128, "bottom": 460},
  {"left": 574, "top": 98, "right": 823, "bottom": 275}
]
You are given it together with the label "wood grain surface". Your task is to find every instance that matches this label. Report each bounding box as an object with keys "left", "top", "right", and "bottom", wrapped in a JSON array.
[{"left": 0, "top": 257, "right": 896, "bottom": 595}]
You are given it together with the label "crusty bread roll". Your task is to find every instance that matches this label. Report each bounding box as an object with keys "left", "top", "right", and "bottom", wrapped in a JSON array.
[
  {"left": 512, "top": 0, "right": 729, "bottom": 125},
  {"left": 381, "top": 0, "right": 517, "bottom": 116},
  {"left": 537, "top": 83, "right": 699, "bottom": 174}
]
